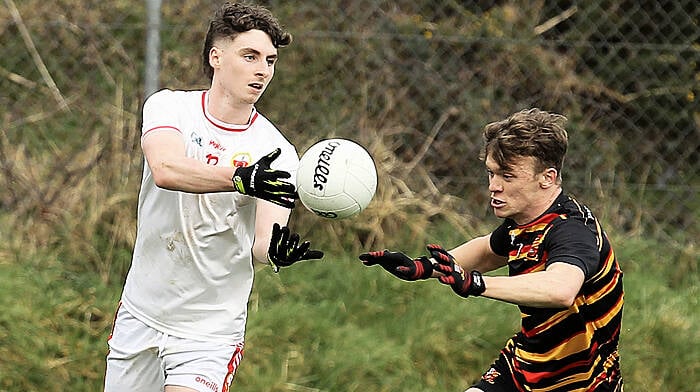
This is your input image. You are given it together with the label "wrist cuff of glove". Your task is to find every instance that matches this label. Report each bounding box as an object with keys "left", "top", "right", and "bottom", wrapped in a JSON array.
[
  {"left": 232, "top": 172, "right": 246, "bottom": 194},
  {"left": 266, "top": 254, "right": 280, "bottom": 273},
  {"left": 470, "top": 270, "right": 486, "bottom": 296}
]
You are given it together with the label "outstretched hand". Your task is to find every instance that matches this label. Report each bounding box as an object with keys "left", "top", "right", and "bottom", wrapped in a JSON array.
[
  {"left": 358, "top": 250, "right": 433, "bottom": 281},
  {"left": 232, "top": 148, "right": 297, "bottom": 208},
  {"left": 267, "top": 223, "right": 324, "bottom": 272},
  {"left": 428, "top": 244, "right": 485, "bottom": 297}
]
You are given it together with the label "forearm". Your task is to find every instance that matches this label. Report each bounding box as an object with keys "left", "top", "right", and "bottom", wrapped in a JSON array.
[
  {"left": 252, "top": 200, "right": 292, "bottom": 265},
  {"left": 252, "top": 241, "right": 270, "bottom": 265},
  {"left": 449, "top": 235, "right": 506, "bottom": 272},
  {"left": 481, "top": 264, "right": 584, "bottom": 308},
  {"left": 149, "top": 156, "right": 236, "bottom": 193}
]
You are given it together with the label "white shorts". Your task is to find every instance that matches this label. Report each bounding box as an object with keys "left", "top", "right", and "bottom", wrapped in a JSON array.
[{"left": 104, "top": 305, "right": 244, "bottom": 392}]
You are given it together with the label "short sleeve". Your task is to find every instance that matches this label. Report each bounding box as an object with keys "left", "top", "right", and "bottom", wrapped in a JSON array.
[
  {"left": 141, "top": 89, "right": 181, "bottom": 137},
  {"left": 543, "top": 219, "right": 600, "bottom": 279},
  {"left": 489, "top": 221, "right": 512, "bottom": 257}
]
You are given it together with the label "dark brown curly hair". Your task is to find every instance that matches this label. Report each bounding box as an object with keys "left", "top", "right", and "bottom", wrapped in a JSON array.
[{"left": 202, "top": 2, "right": 292, "bottom": 81}]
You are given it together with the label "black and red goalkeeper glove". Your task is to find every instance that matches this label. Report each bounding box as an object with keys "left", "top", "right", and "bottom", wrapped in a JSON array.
[
  {"left": 232, "top": 148, "right": 297, "bottom": 209},
  {"left": 267, "top": 223, "right": 324, "bottom": 272},
  {"left": 428, "top": 244, "right": 485, "bottom": 297},
  {"left": 358, "top": 250, "right": 433, "bottom": 281}
]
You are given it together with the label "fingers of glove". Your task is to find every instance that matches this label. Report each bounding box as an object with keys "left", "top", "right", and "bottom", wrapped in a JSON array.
[
  {"left": 397, "top": 259, "right": 425, "bottom": 275},
  {"left": 270, "top": 223, "right": 289, "bottom": 260},
  {"left": 288, "top": 233, "right": 301, "bottom": 253},
  {"left": 260, "top": 182, "right": 296, "bottom": 203},
  {"left": 358, "top": 250, "right": 387, "bottom": 265},
  {"left": 383, "top": 251, "right": 413, "bottom": 266},
  {"left": 270, "top": 223, "right": 283, "bottom": 251},
  {"left": 433, "top": 262, "right": 454, "bottom": 274},
  {"left": 301, "top": 249, "right": 324, "bottom": 260},
  {"left": 396, "top": 265, "right": 411, "bottom": 273},
  {"left": 427, "top": 245, "right": 453, "bottom": 265},
  {"left": 260, "top": 148, "right": 282, "bottom": 165},
  {"left": 426, "top": 243, "right": 446, "bottom": 252},
  {"left": 258, "top": 176, "right": 294, "bottom": 195},
  {"left": 267, "top": 196, "right": 295, "bottom": 209},
  {"left": 278, "top": 225, "right": 291, "bottom": 246},
  {"left": 438, "top": 275, "right": 456, "bottom": 285},
  {"left": 285, "top": 237, "right": 306, "bottom": 262},
  {"left": 264, "top": 169, "right": 292, "bottom": 181},
  {"left": 271, "top": 222, "right": 281, "bottom": 234}
]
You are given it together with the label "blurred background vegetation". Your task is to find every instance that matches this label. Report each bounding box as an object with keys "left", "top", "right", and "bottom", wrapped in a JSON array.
[{"left": 0, "top": 0, "right": 698, "bottom": 390}]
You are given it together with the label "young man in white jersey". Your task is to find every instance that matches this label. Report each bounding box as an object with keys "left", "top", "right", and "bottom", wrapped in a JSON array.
[{"left": 104, "top": 3, "right": 323, "bottom": 391}]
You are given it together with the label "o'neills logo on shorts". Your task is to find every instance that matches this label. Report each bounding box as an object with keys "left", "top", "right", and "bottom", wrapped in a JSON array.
[
  {"left": 313, "top": 140, "right": 342, "bottom": 191},
  {"left": 195, "top": 376, "right": 218, "bottom": 392}
]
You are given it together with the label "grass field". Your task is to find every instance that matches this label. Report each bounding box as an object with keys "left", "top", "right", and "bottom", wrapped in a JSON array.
[{"left": 0, "top": 234, "right": 697, "bottom": 391}]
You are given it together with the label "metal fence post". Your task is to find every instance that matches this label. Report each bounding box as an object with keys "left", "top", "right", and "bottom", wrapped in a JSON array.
[{"left": 144, "top": 0, "right": 162, "bottom": 99}]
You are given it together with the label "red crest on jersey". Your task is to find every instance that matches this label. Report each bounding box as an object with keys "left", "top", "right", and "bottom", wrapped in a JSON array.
[{"left": 482, "top": 367, "right": 501, "bottom": 384}]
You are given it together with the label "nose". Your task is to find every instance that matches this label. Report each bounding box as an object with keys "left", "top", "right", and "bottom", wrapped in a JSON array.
[
  {"left": 488, "top": 177, "right": 502, "bottom": 193},
  {"left": 255, "top": 63, "right": 272, "bottom": 79}
]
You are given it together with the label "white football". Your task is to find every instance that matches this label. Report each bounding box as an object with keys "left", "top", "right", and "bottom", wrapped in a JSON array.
[{"left": 296, "top": 138, "right": 377, "bottom": 219}]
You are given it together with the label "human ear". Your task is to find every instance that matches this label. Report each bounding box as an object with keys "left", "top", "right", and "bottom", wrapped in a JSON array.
[
  {"left": 540, "top": 168, "right": 558, "bottom": 188},
  {"left": 209, "top": 46, "right": 222, "bottom": 68}
]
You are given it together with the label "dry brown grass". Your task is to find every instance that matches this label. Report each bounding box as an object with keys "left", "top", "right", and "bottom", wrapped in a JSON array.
[
  {"left": 1, "top": 107, "right": 476, "bottom": 282},
  {"left": 0, "top": 83, "right": 141, "bottom": 282},
  {"left": 291, "top": 123, "right": 481, "bottom": 255}
]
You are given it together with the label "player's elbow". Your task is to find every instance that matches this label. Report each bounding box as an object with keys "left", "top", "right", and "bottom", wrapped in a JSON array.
[
  {"left": 548, "top": 287, "right": 578, "bottom": 308},
  {"left": 150, "top": 163, "right": 180, "bottom": 190}
]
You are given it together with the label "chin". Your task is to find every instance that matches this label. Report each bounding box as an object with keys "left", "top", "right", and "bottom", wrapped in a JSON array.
[{"left": 493, "top": 209, "right": 513, "bottom": 220}]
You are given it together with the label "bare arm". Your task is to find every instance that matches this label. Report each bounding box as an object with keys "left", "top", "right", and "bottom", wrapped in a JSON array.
[
  {"left": 141, "top": 129, "right": 236, "bottom": 193},
  {"left": 441, "top": 235, "right": 584, "bottom": 308},
  {"left": 449, "top": 234, "right": 508, "bottom": 273},
  {"left": 481, "top": 262, "right": 585, "bottom": 308},
  {"left": 251, "top": 199, "right": 292, "bottom": 265}
]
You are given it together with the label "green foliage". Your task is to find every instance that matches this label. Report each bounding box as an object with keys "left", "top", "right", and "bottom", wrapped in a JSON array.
[
  {"left": 0, "top": 234, "right": 698, "bottom": 391},
  {"left": 0, "top": 260, "right": 119, "bottom": 391},
  {"left": 0, "top": 1, "right": 697, "bottom": 390}
]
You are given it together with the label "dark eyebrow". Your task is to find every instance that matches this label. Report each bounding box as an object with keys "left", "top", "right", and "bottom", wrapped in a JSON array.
[{"left": 240, "top": 47, "right": 277, "bottom": 59}]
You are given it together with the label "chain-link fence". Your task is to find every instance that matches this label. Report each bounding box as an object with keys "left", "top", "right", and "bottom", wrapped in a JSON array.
[{"left": 2, "top": 1, "right": 698, "bottom": 255}]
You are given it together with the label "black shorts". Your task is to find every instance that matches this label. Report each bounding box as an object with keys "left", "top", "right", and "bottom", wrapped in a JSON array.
[{"left": 470, "top": 353, "right": 517, "bottom": 392}]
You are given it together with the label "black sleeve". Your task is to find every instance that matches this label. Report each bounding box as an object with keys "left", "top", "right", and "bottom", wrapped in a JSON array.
[
  {"left": 489, "top": 221, "right": 512, "bottom": 257},
  {"left": 543, "top": 219, "right": 600, "bottom": 280}
]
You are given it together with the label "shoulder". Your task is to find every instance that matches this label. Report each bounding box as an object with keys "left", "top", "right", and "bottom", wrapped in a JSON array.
[
  {"left": 489, "top": 220, "right": 516, "bottom": 256},
  {"left": 144, "top": 89, "right": 203, "bottom": 107},
  {"left": 253, "top": 112, "right": 298, "bottom": 153},
  {"left": 543, "top": 215, "right": 601, "bottom": 278},
  {"left": 547, "top": 216, "right": 597, "bottom": 242}
]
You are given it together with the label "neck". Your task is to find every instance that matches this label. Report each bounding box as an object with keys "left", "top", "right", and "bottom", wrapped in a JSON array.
[
  {"left": 206, "top": 88, "right": 254, "bottom": 125},
  {"left": 517, "top": 187, "right": 562, "bottom": 225}
]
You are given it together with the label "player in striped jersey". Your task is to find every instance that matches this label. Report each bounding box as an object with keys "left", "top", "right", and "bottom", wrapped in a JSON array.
[{"left": 360, "top": 108, "right": 623, "bottom": 391}]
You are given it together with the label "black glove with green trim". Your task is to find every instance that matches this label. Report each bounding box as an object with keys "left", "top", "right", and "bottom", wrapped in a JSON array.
[
  {"left": 428, "top": 244, "right": 485, "bottom": 297},
  {"left": 267, "top": 223, "right": 324, "bottom": 272},
  {"left": 358, "top": 250, "right": 433, "bottom": 281},
  {"left": 232, "top": 148, "right": 296, "bottom": 208}
]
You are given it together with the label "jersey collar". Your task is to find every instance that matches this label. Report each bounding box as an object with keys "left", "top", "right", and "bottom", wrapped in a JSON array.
[{"left": 201, "top": 90, "right": 258, "bottom": 132}]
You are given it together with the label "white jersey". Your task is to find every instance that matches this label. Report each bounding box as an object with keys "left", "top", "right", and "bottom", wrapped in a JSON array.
[{"left": 121, "top": 89, "right": 298, "bottom": 344}]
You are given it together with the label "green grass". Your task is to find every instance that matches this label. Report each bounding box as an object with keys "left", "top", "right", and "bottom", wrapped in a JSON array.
[{"left": 0, "top": 235, "right": 697, "bottom": 391}]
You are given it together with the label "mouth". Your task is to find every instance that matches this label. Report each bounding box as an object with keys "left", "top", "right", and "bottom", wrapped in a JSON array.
[
  {"left": 248, "top": 82, "right": 264, "bottom": 91},
  {"left": 490, "top": 198, "right": 505, "bottom": 208}
]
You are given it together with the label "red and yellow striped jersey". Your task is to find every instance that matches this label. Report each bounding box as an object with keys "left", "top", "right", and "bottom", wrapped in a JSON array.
[{"left": 490, "top": 192, "right": 624, "bottom": 391}]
